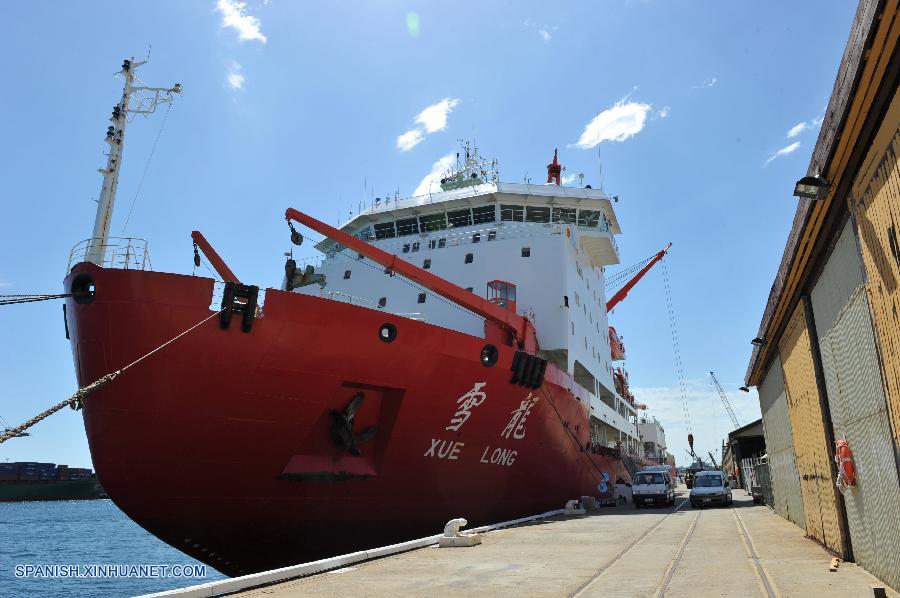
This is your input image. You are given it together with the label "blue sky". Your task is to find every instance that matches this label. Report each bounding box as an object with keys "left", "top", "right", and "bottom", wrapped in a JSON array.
[{"left": 0, "top": 1, "right": 857, "bottom": 467}]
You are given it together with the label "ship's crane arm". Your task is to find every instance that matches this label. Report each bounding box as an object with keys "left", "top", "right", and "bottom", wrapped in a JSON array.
[
  {"left": 710, "top": 371, "right": 741, "bottom": 429},
  {"left": 606, "top": 243, "right": 672, "bottom": 312},
  {"left": 284, "top": 208, "right": 539, "bottom": 353}
]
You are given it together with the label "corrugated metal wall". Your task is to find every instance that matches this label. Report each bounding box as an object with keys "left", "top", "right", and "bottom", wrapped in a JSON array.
[
  {"left": 757, "top": 354, "right": 805, "bottom": 528},
  {"left": 812, "top": 220, "right": 900, "bottom": 589},
  {"left": 852, "top": 95, "right": 900, "bottom": 459},
  {"left": 779, "top": 302, "right": 846, "bottom": 553}
]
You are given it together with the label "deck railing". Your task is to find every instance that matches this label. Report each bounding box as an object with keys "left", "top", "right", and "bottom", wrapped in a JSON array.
[{"left": 67, "top": 237, "right": 151, "bottom": 273}]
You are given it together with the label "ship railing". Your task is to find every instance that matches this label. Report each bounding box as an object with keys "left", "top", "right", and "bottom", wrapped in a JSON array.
[
  {"left": 67, "top": 237, "right": 151, "bottom": 273},
  {"left": 321, "top": 291, "right": 428, "bottom": 321}
]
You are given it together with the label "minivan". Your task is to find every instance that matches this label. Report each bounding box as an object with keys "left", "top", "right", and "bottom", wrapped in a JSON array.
[
  {"left": 690, "top": 470, "right": 732, "bottom": 507},
  {"left": 632, "top": 468, "right": 675, "bottom": 507}
]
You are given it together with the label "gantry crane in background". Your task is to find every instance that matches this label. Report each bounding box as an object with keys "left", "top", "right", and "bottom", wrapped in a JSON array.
[{"left": 710, "top": 371, "right": 741, "bottom": 429}]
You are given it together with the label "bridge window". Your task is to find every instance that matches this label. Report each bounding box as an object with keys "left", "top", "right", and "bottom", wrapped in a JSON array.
[
  {"left": 472, "top": 205, "right": 496, "bottom": 224},
  {"left": 525, "top": 206, "right": 551, "bottom": 223},
  {"left": 419, "top": 213, "right": 448, "bottom": 232},
  {"left": 374, "top": 222, "right": 396, "bottom": 239},
  {"left": 473, "top": 233, "right": 481, "bottom": 243},
  {"left": 577, "top": 209, "right": 602, "bottom": 228},
  {"left": 552, "top": 207, "right": 577, "bottom": 224},
  {"left": 438, "top": 238, "right": 447, "bottom": 248},
  {"left": 500, "top": 205, "right": 524, "bottom": 222},
  {"left": 402, "top": 244, "right": 410, "bottom": 253},
  {"left": 487, "top": 230, "right": 497, "bottom": 241},
  {"left": 464, "top": 253, "right": 473, "bottom": 264},
  {"left": 428, "top": 239, "right": 437, "bottom": 249},
  {"left": 396, "top": 217, "right": 419, "bottom": 236},
  {"left": 447, "top": 209, "right": 473, "bottom": 228},
  {"left": 417, "top": 293, "right": 426, "bottom": 303},
  {"left": 412, "top": 242, "right": 420, "bottom": 252},
  {"left": 343, "top": 270, "right": 351, "bottom": 279},
  {"left": 521, "top": 247, "right": 530, "bottom": 257}
]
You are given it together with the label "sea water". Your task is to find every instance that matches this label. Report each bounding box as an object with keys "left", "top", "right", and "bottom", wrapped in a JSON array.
[{"left": 1, "top": 499, "right": 226, "bottom": 597}]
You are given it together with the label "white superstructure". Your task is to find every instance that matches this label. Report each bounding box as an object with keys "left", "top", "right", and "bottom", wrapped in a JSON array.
[{"left": 292, "top": 148, "right": 641, "bottom": 452}]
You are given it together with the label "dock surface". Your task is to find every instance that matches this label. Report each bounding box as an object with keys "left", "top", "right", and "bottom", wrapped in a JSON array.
[{"left": 230, "top": 489, "right": 892, "bottom": 597}]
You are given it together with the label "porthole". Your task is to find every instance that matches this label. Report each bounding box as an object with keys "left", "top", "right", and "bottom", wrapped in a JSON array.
[
  {"left": 343, "top": 270, "right": 351, "bottom": 279},
  {"left": 480, "top": 344, "right": 499, "bottom": 367},
  {"left": 378, "top": 323, "right": 397, "bottom": 343}
]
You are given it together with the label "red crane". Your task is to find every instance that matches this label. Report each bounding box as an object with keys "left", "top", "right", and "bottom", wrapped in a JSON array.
[
  {"left": 284, "top": 208, "right": 540, "bottom": 353},
  {"left": 606, "top": 243, "right": 672, "bottom": 312}
]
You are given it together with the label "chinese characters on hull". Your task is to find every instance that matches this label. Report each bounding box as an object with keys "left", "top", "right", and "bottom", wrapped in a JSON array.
[
  {"left": 446, "top": 382, "right": 487, "bottom": 431},
  {"left": 500, "top": 393, "right": 540, "bottom": 440}
]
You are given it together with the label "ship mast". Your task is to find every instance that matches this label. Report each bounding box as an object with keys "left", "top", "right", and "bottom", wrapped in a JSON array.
[{"left": 85, "top": 58, "right": 181, "bottom": 265}]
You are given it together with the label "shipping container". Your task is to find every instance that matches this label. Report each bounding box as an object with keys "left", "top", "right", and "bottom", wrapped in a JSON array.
[
  {"left": 850, "top": 99, "right": 900, "bottom": 462},
  {"left": 778, "top": 301, "right": 846, "bottom": 554},
  {"left": 757, "top": 354, "right": 806, "bottom": 529}
]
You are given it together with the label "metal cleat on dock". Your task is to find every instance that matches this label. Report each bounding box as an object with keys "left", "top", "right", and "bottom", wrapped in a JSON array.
[{"left": 438, "top": 518, "right": 482, "bottom": 547}]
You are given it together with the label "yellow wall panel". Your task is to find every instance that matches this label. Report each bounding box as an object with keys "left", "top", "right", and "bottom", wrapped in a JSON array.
[
  {"left": 851, "top": 91, "right": 900, "bottom": 453},
  {"left": 779, "top": 302, "right": 845, "bottom": 553}
]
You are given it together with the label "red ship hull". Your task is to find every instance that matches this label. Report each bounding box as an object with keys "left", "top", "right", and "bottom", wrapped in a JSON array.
[{"left": 64, "top": 263, "right": 627, "bottom": 576}]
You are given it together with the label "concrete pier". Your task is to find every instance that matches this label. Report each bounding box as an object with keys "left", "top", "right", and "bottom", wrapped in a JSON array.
[{"left": 217, "top": 490, "right": 894, "bottom": 597}]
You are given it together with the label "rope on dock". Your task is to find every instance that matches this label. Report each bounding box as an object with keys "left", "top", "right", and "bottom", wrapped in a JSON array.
[{"left": 0, "top": 308, "right": 225, "bottom": 444}]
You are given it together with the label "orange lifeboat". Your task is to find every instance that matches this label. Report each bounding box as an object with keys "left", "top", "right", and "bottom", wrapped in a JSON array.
[{"left": 609, "top": 326, "right": 626, "bottom": 361}]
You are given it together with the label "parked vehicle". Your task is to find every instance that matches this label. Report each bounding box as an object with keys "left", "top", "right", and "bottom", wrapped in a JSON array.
[
  {"left": 689, "top": 470, "right": 732, "bottom": 508},
  {"left": 632, "top": 469, "right": 675, "bottom": 507}
]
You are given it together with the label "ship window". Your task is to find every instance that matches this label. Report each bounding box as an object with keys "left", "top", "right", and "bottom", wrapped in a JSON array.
[
  {"left": 355, "top": 227, "right": 375, "bottom": 241},
  {"left": 552, "top": 207, "right": 577, "bottom": 224},
  {"left": 500, "top": 204, "right": 524, "bottom": 222},
  {"left": 521, "top": 247, "right": 530, "bottom": 257},
  {"left": 464, "top": 253, "right": 473, "bottom": 264},
  {"left": 402, "top": 244, "right": 410, "bottom": 253},
  {"left": 571, "top": 322, "right": 575, "bottom": 335},
  {"left": 564, "top": 295, "right": 569, "bottom": 307},
  {"left": 487, "top": 230, "right": 497, "bottom": 241},
  {"left": 438, "top": 238, "right": 447, "bottom": 248},
  {"left": 419, "top": 213, "right": 448, "bottom": 232},
  {"left": 448, "top": 209, "right": 473, "bottom": 228},
  {"left": 473, "top": 233, "right": 481, "bottom": 243},
  {"left": 575, "top": 293, "right": 580, "bottom": 306},
  {"left": 472, "top": 205, "right": 496, "bottom": 224},
  {"left": 378, "top": 297, "right": 387, "bottom": 308},
  {"left": 412, "top": 242, "right": 420, "bottom": 252},
  {"left": 465, "top": 286, "right": 474, "bottom": 292},
  {"left": 357, "top": 252, "right": 365, "bottom": 260},
  {"left": 525, "top": 206, "right": 551, "bottom": 223},
  {"left": 374, "top": 222, "right": 396, "bottom": 239},
  {"left": 396, "top": 217, "right": 419, "bottom": 236},
  {"left": 577, "top": 209, "right": 602, "bottom": 228},
  {"left": 417, "top": 293, "right": 426, "bottom": 303},
  {"left": 343, "top": 270, "right": 351, "bottom": 279},
  {"left": 428, "top": 239, "right": 437, "bottom": 249},
  {"left": 423, "top": 259, "right": 431, "bottom": 269}
]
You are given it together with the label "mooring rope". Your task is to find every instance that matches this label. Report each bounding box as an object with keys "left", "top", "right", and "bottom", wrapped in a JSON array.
[
  {"left": 0, "top": 308, "right": 225, "bottom": 444},
  {"left": 0, "top": 293, "right": 84, "bottom": 306}
]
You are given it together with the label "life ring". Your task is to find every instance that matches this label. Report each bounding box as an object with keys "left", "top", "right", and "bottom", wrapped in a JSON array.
[{"left": 835, "top": 438, "right": 856, "bottom": 492}]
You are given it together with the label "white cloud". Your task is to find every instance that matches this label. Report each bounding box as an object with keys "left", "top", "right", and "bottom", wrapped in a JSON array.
[
  {"left": 561, "top": 173, "right": 577, "bottom": 185},
  {"left": 0, "top": 279, "right": 10, "bottom": 289},
  {"left": 571, "top": 96, "right": 652, "bottom": 149},
  {"left": 538, "top": 28, "right": 551, "bottom": 42},
  {"left": 658, "top": 106, "right": 670, "bottom": 118},
  {"left": 226, "top": 61, "right": 245, "bottom": 90},
  {"left": 764, "top": 141, "right": 801, "bottom": 166},
  {"left": 415, "top": 98, "right": 460, "bottom": 134},
  {"left": 786, "top": 121, "right": 807, "bottom": 138},
  {"left": 413, "top": 153, "right": 456, "bottom": 196},
  {"left": 397, "top": 129, "right": 424, "bottom": 152},
  {"left": 693, "top": 77, "right": 717, "bottom": 89},
  {"left": 216, "top": 0, "right": 267, "bottom": 43}
]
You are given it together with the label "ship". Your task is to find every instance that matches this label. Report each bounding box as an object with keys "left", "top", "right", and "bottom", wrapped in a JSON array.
[
  {"left": 61, "top": 59, "right": 667, "bottom": 576},
  {"left": 0, "top": 462, "right": 103, "bottom": 502}
]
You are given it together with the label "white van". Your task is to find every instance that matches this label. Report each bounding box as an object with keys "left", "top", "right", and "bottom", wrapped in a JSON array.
[{"left": 632, "top": 468, "right": 675, "bottom": 507}]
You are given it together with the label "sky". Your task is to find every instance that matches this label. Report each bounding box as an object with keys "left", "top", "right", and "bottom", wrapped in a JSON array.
[{"left": 0, "top": 1, "right": 858, "bottom": 468}]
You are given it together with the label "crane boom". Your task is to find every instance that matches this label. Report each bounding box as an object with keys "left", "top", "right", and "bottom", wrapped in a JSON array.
[
  {"left": 710, "top": 371, "right": 741, "bottom": 429},
  {"left": 606, "top": 243, "right": 672, "bottom": 312},
  {"left": 284, "top": 208, "right": 539, "bottom": 352}
]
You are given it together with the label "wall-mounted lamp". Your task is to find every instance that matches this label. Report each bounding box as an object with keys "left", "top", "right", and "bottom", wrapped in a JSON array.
[
  {"left": 793, "top": 175, "right": 831, "bottom": 200},
  {"left": 751, "top": 337, "right": 766, "bottom": 347}
]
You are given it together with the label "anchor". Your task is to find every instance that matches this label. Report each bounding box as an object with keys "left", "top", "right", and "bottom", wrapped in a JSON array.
[{"left": 330, "top": 392, "right": 377, "bottom": 456}]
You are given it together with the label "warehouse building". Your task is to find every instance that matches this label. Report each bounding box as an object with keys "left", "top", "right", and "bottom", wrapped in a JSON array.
[{"left": 744, "top": 0, "right": 900, "bottom": 590}]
